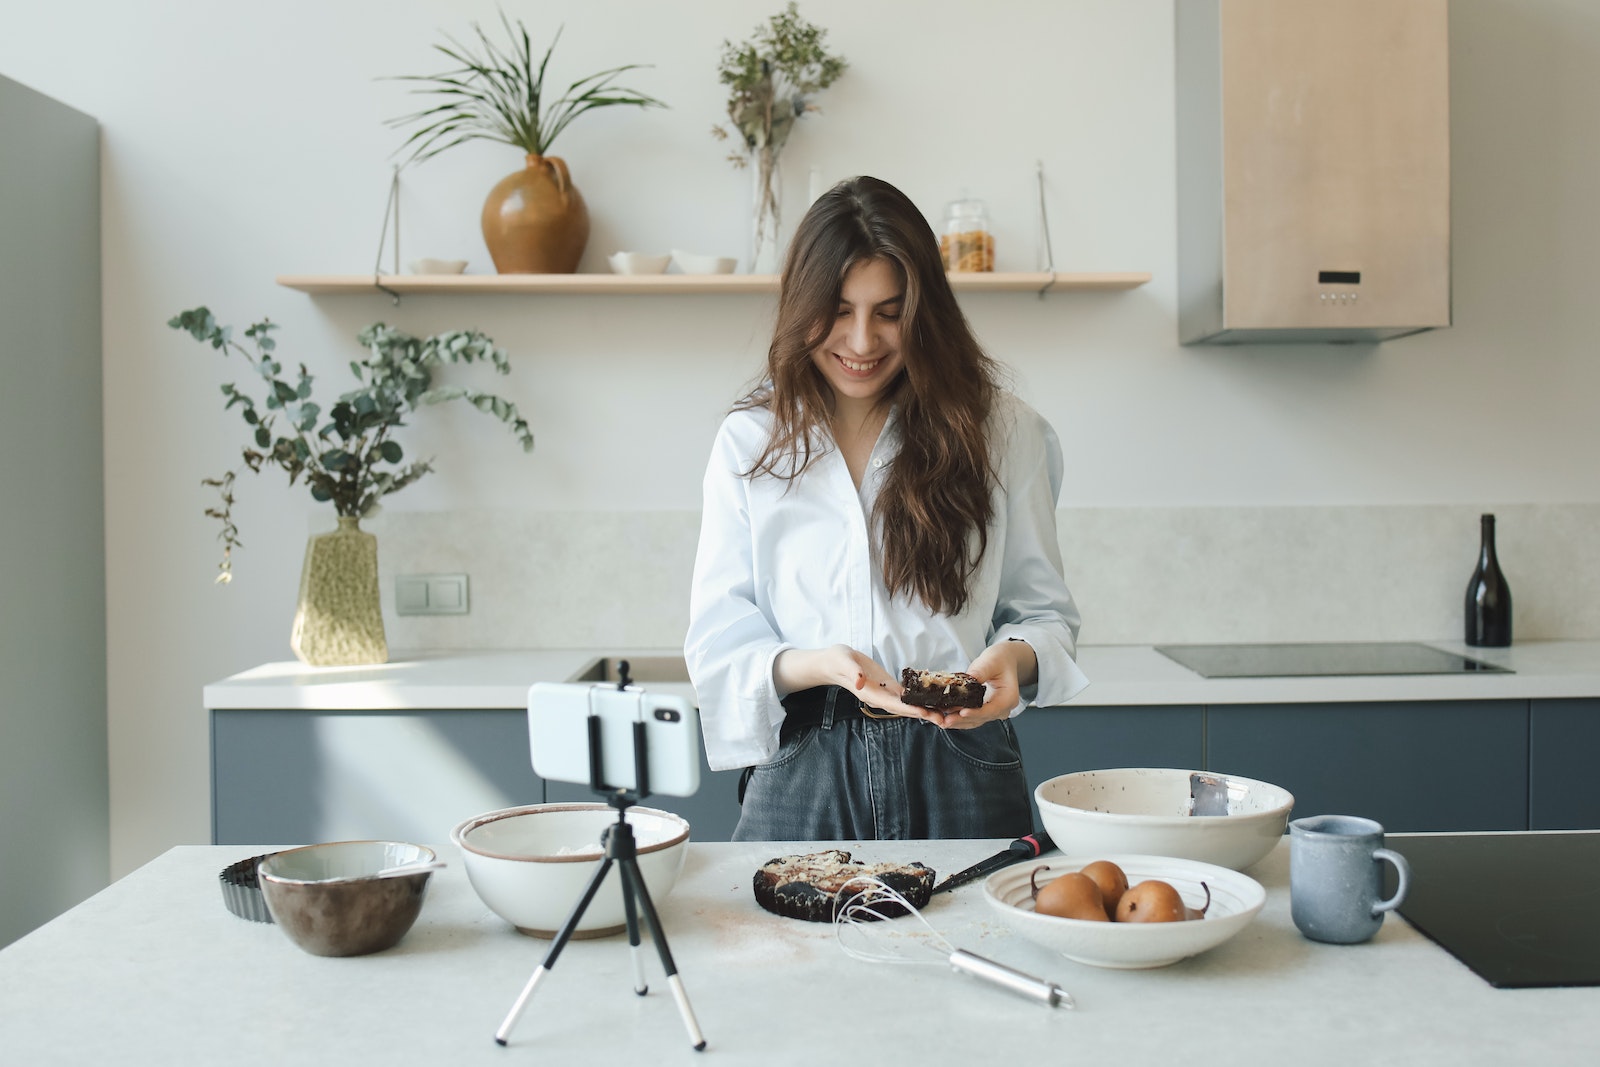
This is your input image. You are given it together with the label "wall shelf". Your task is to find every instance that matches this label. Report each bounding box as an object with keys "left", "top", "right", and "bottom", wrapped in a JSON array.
[{"left": 275, "top": 270, "right": 1152, "bottom": 296}]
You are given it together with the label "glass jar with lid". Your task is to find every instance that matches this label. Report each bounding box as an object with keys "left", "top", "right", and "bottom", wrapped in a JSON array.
[{"left": 939, "top": 194, "right": 995, "bottom": 272}]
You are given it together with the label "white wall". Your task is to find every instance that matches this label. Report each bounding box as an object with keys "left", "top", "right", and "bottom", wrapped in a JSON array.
[{"left": 2, "top": 0, "right": 1597, "bottom": 878}]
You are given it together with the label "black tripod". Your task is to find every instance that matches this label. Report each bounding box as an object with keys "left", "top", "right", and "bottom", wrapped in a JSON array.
[{"left": 494, "top": 693, "right": 706, "bottom": 1050}]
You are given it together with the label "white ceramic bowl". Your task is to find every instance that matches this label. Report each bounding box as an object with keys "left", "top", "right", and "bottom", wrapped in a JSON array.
[
  {"left": 671, "top": 249, "right": 737, "bottom": 275},
  {"left": 985, "top": 853, "right": 1265, "bottom": 969},
  {"left": 453, "top": 803, "right": 690, "bottom": 938},
  {"left": 407, "top": 257, "right": 467, "bottom": 274},
  {"left": 1036, "top": 768, "right": 1294, "bottom": 872},
  {"left": 608, "top": 251, "right": 671, "bottom": 275}
]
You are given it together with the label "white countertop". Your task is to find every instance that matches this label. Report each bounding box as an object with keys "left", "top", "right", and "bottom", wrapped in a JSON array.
[
  {"left": 203, "top": 641, "right": 1600, "bottom": 710},
  {"left": 2, "top": 837, "right": 1595, "bottom": 1065}
]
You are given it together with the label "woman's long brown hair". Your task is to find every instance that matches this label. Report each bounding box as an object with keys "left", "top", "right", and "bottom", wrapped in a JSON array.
[{"left": 737, "top": 176, "right": 1002, "bottom": 616}]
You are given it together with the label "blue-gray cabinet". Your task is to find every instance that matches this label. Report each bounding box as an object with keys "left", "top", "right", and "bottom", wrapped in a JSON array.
[
  {"left": 211, "top": 708, "right": 543, "bottom": 846},
  {"left": 1012, "top": 705, "right": 1205, "bottom": 806},
  {"left": 1529, "top": 698, "right": 1600, "bottom": 830},
  {"left": 212, "top": 697, "right": 1595, "bottom": 846},
  {"left": 545, "top": 743, "right": 744, "bottom": 842},
  {"left": 211, "top": 707, "right": 747, "bottom": 845},
  {"left": 1205, "top": 700, "right": 1529, "bottom": 832}
]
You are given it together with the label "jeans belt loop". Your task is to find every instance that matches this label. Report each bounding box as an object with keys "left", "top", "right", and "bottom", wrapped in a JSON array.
[{"left": 821, "top": 685, "right": 839, "bottom": 730}]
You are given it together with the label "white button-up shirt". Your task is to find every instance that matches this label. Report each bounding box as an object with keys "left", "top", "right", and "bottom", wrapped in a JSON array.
[{"left": 684, "top": 392, "right": 1090, "bottom": 771}]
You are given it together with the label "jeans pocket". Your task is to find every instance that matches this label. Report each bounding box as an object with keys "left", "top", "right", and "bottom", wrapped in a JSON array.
[{"left": 936, "top": 719, "right": 1023, "bottom": 771}]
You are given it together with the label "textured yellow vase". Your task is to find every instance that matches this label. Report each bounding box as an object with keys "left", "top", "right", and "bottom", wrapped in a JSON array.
[{"left": 289, "top": 516, "right": 388, "bottom": 667}]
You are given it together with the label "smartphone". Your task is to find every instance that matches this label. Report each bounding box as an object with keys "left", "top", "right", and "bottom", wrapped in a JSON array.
[{"left": 527, "top": 681, "right": 701, "bottom": 798}]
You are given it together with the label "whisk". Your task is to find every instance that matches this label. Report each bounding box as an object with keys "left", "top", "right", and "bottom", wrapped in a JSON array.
[{"left": 833, "top": 876, "right": 1073, "bottom": 1009}]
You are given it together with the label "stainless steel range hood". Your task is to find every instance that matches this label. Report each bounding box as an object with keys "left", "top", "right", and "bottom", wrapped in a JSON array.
[{"left": 1176, "top": 0, "right": 1451, "bottom": 345}]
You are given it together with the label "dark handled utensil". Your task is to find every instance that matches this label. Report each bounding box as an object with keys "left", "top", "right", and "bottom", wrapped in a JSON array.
[{"left": 930, "top": 831, "right": 1055, "bottom": 895}]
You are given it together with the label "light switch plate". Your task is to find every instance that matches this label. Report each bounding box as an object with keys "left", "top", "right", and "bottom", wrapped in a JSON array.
[{"left": 395, "top": 573, "right": 470, "bottom": 615}]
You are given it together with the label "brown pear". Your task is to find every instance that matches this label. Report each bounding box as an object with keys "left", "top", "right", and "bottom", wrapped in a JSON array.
[
  {"left": 1079, "top": 860, "right": 1129, "bottom": 919},
  {"left": 1114, "top": 879, "right": 1188, "bottom": 923},
  {"left": 1031, "top": 869, "right": 1110, "bottom": 921},
  {"left": 1185, "top": 881, "right": 1212, "bottom": 920}
]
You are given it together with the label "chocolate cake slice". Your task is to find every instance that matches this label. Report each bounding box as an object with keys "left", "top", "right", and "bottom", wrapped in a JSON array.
[
  {"left": 753, "top": 850, "right": 935, "bottom": 923},
  {"left": 900, "top": 668, "right": 986, "bottom": 709}
]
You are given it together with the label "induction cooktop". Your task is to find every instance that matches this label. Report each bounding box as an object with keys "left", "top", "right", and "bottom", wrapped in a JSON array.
[
  {"left": 1154, "top": 641, "right": 1511, "bottom": 678},
  {"left": 1387, "top": 831, "right": 1600, "bottom": 988}
]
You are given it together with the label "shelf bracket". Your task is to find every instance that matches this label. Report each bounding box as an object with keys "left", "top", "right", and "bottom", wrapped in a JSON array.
[
  {"left": 1035, "top": 160, "right": 1056, "bottom": 301},
  {"left": 371, "top": 166, "right": 403, "bottom": 306}
]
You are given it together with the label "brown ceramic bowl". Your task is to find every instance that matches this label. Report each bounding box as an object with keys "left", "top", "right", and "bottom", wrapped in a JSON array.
[{"left": 258, "top": 841, "right": 436, "bottom": 957}]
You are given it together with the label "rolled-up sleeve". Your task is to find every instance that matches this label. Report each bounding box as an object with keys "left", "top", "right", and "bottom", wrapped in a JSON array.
[
  {"left": 683, "top": 419, "right": 790, "bottom": 770},
  {"left": 989, "top": 406, "right": 1091, "bottom": 710}
]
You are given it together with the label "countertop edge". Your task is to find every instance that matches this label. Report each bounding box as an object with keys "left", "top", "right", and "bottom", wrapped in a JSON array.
[{"left": 202, "top": 642, "right": 1600, "bottom": 711}]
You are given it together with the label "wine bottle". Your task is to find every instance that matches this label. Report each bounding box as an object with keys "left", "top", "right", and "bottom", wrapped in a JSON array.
[{"left": 1464, "top": 513, "right": 1512, "bottom": 647}]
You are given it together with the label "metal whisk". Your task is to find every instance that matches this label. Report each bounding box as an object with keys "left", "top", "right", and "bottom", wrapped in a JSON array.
[{"left": 833, "top": 876, "right": 1073, "bottom": 1009}]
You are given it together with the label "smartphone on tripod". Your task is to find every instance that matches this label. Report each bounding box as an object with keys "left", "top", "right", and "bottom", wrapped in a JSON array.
[{"left": 527, "top": 681, "right": 701, "bottom": 798}]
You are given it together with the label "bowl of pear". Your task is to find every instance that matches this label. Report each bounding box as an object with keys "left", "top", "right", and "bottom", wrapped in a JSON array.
[{"left": 984, "top": 854, "right": 1264, "bottom": 969}]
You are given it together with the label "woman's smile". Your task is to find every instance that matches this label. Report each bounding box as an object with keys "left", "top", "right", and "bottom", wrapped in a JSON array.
[
  {"left": 836, "top": 353, "right": 886, "bottom": 374},
  {"left": 812, "top": 256, "right": 906, "bottom": 404}
]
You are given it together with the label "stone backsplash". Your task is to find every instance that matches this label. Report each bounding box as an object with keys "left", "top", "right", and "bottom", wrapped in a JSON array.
[{"left": 367, "top": 503, "right": 1600, "bottom": 652}]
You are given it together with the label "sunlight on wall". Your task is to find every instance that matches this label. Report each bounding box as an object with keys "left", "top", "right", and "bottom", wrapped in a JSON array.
[{"left": 312, "top": 715, "right": 520, "bottom": 843}]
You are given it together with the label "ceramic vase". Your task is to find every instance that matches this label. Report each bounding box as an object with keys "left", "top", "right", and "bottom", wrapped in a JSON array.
[
  {"left": 289, "top": 516, "right": 387, "bottom": 667},
  {"left": 481, "top": 154, "right": 590, "bottom": 273}
]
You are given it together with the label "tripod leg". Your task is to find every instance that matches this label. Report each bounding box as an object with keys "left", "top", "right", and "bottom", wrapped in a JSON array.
[
  {"left": 493, "top": 857, "right": 615, "bottom": 1047},
  {"left": 617, "top": 857, "right": 649, "bottom": 996},
  {"left": 619, "top": 858, "right": 707, "bottom": 1052}
]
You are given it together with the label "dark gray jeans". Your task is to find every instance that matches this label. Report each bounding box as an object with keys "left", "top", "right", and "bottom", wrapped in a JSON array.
[{"left": 732, "top": 708, "right": 1033, "bottom": 841}]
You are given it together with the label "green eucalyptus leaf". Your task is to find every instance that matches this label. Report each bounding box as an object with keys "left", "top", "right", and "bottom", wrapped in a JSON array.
[{"left": 174, "top": 307, "right": 535, "bottom": 577}]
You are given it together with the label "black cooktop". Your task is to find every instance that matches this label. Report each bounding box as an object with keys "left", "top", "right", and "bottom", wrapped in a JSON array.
[
  {"left": 1154, "top": 641, "right": 1511, "bottom": 678},
  {"left": 1388, "top": 831, "right": 1600, "bottom": 988}
]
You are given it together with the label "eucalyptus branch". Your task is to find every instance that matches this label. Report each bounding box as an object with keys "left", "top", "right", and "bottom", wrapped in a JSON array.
[
  {"left": 170, "top": 307, "right": 534, "bottom": 578},
  {"left": 713, "top": 2, "right": 845, "bottom": 165}
]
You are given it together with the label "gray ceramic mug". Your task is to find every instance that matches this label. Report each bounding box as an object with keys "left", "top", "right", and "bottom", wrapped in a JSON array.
[{"left": 1289, "top": 814, "right": 1411, "bottom": 944}]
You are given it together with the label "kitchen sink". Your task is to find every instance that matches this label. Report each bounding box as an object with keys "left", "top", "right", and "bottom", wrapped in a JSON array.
[{"left": 567, "top": 655, "right": 693, "bottom": 685}]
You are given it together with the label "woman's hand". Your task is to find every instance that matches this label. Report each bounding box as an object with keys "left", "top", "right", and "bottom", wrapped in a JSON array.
[
  {"left": 927, "top": 639, "right": 1039, "bottom": 730},
  {"left": 773, "top": 645, "right": 935, "bottom": 721}
]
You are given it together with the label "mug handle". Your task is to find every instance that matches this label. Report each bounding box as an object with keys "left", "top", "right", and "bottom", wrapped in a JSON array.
[{"left": 1372, "top": 848, "right": 1411, "bottom": 915}]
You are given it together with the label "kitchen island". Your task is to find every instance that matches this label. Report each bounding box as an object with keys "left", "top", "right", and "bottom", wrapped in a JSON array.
[{"left": 1, "top": 838, "right": 1594, "bottom": 1065}]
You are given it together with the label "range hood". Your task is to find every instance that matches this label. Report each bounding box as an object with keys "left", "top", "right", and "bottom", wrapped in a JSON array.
[{"left": 1176, "top": 0, "right": 1451, "bottom": 345}]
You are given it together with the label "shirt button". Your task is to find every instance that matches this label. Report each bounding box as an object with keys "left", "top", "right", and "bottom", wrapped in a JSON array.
[{"left": 872, "top": 458, "right": 885, "bottom": 468}]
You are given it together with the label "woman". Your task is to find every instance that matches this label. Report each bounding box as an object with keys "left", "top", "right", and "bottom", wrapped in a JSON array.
[{"left": 684, "top": 176, "right": 1089, "bottom": 841}]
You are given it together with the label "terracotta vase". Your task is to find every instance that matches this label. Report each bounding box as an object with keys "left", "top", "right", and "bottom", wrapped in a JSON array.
[
  {"left": 481, "top": 154, "right": 590, "bottom": 273},
  {"left": 289, "top": 515, "right": 388, "bottom": 667}
]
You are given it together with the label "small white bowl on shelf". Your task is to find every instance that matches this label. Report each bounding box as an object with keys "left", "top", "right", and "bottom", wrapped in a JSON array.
[
  {"left": 985, "top": 853, "right": 1266, "bottom": 969},
  {"left": 671, "top": 250, "right": 738, "bottom": 275},
  {"left": 407, "top": 258, "right": 468, "bottom": 275},
  {"left": 608, "top": 251, "right": 672, "bottom": 275}
]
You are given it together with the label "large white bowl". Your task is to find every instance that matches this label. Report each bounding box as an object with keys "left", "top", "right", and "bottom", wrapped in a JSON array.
[
  {"left": 1036, "top": 768, "right": 1293, "bottom": 871},
  {"left": 985, "top": 854, "right": 1265, "bottom": 969},
  {"left": 453, "top": 803, "right": 690, "bottom": 938}
]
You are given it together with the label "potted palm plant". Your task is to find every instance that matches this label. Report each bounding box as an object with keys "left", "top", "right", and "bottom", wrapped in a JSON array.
[
  {"left": 170, "top": 307, "right": 534, "bottom": 666},
  {"left": 387, "top": 10, "right": 666, "bottom": 274}
]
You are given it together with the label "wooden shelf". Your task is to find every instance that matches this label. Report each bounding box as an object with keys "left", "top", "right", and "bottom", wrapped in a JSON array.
[{"left": 275, "top": 270, "right": 1152, "bottom": 296}]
